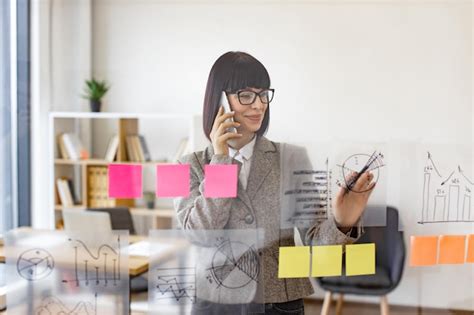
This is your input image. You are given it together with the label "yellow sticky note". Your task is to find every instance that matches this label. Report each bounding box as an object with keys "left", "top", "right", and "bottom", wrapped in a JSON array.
[
  {"left": 278, "top": 246, "right": 310, "bottom": 278},
  {"left": 311, "top": 245, "right": 343, "bottom": 277},
  {"left": 346, "top": 243, "right": 376, "bottom": 276}
]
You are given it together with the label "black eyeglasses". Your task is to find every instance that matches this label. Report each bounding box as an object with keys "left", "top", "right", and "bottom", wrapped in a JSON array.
[{"left": 229, "top": 89, "right": 275, "bottom": 105}]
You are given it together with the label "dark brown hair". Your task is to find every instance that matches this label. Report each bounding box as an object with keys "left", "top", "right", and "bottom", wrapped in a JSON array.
[{"left": 202, "top": 51, "right": 271, "bottom": 141}]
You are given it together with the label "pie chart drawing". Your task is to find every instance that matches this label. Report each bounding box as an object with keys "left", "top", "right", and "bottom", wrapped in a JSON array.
[
  {"left": 340, "top": 152, "right": 384, "bottom": 193},
  {"left": 17, "top": 248, "right": 54, "bottom": 281},
  {"left": 209, "top": 240, "right": 260, "bottom": 289}
]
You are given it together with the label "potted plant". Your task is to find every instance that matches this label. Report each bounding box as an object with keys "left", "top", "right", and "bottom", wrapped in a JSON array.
[
  {"left": 143, "top": 191, "right": 156, "bottom": 209},
  {"left": 82, "top": 78, "right": 110, "bottom": 112}
]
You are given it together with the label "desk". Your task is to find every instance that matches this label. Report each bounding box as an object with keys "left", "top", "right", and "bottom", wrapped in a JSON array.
[
  {"left": 0, "top": 228, "right": 192, "bottom": 315},
  {"left": 0, "top": 230, "right": 155, "bottom": 277}
]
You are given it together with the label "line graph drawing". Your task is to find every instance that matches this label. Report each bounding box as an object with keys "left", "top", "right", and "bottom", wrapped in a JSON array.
[
  {"left": 154, "top": 267, "right": 196, "bottom": 304},
  {"left": 35, "top": 292, "right": 97, "bottom": 315},
  {"left": 283, "top": 159, "right": 331, "bottom": 226},
  {"left": 206, "top": 238, "right": 260, "bottom": 290},
  {"left": 62, "top": 236, "right": 122, "bottom": 287},
  {"left": 336, "top": 151, "right": 385, "bottom": 193},
  {"left": 17, "top": 248, "right": 54, "bottom": 281},
  {"left": 148, "top": 230, "right": 264, "bottom": 312},
  {"left": 419, "top": 152, "right": 473, "bottom": 224}
]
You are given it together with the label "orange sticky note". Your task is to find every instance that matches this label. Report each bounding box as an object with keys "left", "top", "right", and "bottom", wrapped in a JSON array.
[
  {"left": 409, "top": 236, "right": 439, "bottom": 266},
  {"left": 466, "top": 234, "right": 474, "bottom": 263},
  {"left": 438, "top": 235, "right": 466, "bottom": 264}
]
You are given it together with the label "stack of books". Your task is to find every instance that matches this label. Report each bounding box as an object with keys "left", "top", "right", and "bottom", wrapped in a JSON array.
[
  {"left": 125, "top": 134, "right": 151, "bottom": 162},
  {"left": 87, "top": 166, "right": 115, "bottom": 207},
  {"left": 57, "top": 133, "right": 89, "bottom": 160}
]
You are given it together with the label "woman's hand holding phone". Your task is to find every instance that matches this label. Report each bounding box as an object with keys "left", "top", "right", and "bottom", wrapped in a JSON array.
[{"left": 210, "top": 106, "right": 242, "bottom": 156}]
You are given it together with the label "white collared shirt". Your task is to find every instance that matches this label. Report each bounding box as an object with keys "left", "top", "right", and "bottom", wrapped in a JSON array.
[{"left": 228, "top": 136, "right": 257, "bottom": 190}]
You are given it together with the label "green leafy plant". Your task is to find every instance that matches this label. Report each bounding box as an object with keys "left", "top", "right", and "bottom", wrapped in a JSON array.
[
  {"left": 82, "top": 78, "right": 110, "bottom": 101},
  {"left": 143, "top": 191, "right": 156, "bottom": 209},
  {"left": 143, "top": 191, "right": 155, "bottom": 202}
]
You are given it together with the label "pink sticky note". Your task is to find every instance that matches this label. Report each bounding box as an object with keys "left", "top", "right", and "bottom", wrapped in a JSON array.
[
  {"left": 108, "top": 164, "right": 143, "bottom": 198},
  {"left": 204, "top": 164, "right": 238, "bottom": 198},
  {"left": 156, "top": 164, "right": 190, "bottom": 197}
]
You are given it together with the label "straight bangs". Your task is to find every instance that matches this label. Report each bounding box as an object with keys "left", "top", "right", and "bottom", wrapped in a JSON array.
[{"left": 223, "top": 56, "right": 271, "bottom": 93}]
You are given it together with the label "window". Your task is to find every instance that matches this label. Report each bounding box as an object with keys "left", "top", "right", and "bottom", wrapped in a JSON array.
[
  {"left": 0, "top": 0, "right": 31, "bottom": 233},
  {"left": 0, "top": 0, "right": 15, "bottom": 233}
]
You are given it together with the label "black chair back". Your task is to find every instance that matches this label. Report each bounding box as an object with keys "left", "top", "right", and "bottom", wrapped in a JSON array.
[{"left": 317, "top": 206, "right": 405, "bottom": 296}]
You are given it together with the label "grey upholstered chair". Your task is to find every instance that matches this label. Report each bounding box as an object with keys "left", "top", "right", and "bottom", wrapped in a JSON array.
[{"left": 317, "top": 206, "right": 405, "bottom": 315}]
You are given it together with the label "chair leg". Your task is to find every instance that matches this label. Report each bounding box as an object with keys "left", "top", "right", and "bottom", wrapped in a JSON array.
[
  {"left": 335, "top": 294, "right": 344, "bottom": 315},
  {"left": 380, "top": 295, "right": 390, "bottom": 315},
  {"left": 321, "top": 291, "right": 332, "bottom": 315}
]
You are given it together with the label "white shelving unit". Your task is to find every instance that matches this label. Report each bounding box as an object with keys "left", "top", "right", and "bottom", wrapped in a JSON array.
[{"left": 48, "top": 111, "right": 206, "bottom": 230}]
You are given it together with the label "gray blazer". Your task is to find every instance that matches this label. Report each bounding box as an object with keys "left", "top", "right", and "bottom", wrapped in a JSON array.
[{"left": 174, "top": 136, "right": 359, "bottom": 304}]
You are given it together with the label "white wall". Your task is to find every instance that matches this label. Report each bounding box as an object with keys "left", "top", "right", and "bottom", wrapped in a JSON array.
[
  {"left": 92, "top": 0, "right": 471, "bottom": 142},
  {"left": 31, "top": 0, "right": 92, "bottom": 228}
]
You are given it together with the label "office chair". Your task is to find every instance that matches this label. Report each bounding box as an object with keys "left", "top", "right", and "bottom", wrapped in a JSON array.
[
  {"left": 317, "top": 206, "right": 405, "bottom": 315},
  {"left": 87, "top": 207, "right": 136, "bottom": 235}
]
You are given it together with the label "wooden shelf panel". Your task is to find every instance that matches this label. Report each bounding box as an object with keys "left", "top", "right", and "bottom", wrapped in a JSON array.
[
  {"left": 54, "top": 206, "right": 174, "bottom": 218},
  {"left": 130, "top": 208, "right": 174, "bottom": 217},
  {"left": 55, "top": 159, "right": 172, "bottom": 166},
  {"left": 50, "top": 111, "right": 192, "bottom": 120},
  {"left": 54, "top": 205, "right": 86, "bottom": 211},
  {"left": 55, "top": 159, "right": 109, "bottom": 165}
]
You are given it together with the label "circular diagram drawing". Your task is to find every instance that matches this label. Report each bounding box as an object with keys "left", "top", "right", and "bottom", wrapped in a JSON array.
[
  {"left": 339, "top": 152, "right": 384, "bottom": 193},
  {"left": 209, "top": 240, "right": 260, "bottom": 289},
  {"left": 17, "top": 248, "right": 54, "bottom": 281}
]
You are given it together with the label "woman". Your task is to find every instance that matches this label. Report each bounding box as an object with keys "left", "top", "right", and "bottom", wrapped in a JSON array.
[{"left": 175, "top": 51, "right": 375, "bottom": 314}]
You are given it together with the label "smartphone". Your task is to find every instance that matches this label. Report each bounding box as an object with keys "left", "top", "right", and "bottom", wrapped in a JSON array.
[{"left": 220, "top": 91, "right": 237, "bottom": 134}]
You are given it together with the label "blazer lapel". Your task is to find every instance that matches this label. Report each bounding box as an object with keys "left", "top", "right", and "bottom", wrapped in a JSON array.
[{"left": 246, "top": 136, "right": 277, "bottom": 200}]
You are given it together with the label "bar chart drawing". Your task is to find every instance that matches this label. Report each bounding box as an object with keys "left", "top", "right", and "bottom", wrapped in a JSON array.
[
  {"left": 62, "top": 236, "right": 122, "bottom": 287},
  {"left": 419, "top": 152, "right": 473, "bottom": 224}
]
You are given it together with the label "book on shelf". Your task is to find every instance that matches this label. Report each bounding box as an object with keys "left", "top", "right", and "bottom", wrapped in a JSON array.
[
  {"left": 125, "top": 136, "right": 138, "bottom": 162},
  {"left": 57, "top": 135, "right": 69, "bottom": 159},
  {"left": 125, "top": 134, "right": 152, "bottom": 162},
  {"left": 88, "top": 166, "right": 115, "bottom": 207},
  {"left": 56, "top": 178, "right": 74, "bottom": 207},
  {"left": 104, "top": 135, "right": 119, "bottom": 162},
  {"left": 132, "top": 136, "right": 144, "bottom": 161},
  {"left": 58, "top": 133, "right": 89, "bottom": 160},
  {"left": 65, "top": 178, "right": 80, "bottom": 204},
  {"left": 138, "top": 135, "right": 151, "bottom": 161}
]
